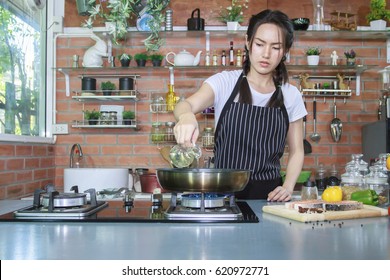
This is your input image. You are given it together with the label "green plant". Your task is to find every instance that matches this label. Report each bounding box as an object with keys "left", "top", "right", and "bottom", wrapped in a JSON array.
[
  {"left": 119, "top": 53, "right": 132, "bottom": 61},
  {"left": 217, "top": 0, "right": 249, "bottom": 23},
  {"left": 366, "top": 0, "right": 390, "bottom": 22},
  {"left": 82, "top": 0, "right": 141, "bottom": 43},
  {"left": 82, "top": 0, "right": 170, "bottom": 51},
  {"left": 134, "top": 53, "right": 149, "bottom": 61},
  {"left": 322, "top": 82, "right": 331, "bottom": 89},
  {"left": 84, "top": 109, "right": 101, "bottom": 120},
  {"left": 122, "top": 110, "right": 135, "bottom": 119},
  {"left": 305, "top": 47, "right": 322, "bottom": 56},
  {"left": 101, "top": 81, "right": 116, "bottom": 90},
  {"left": 344, "top": 49, "right": 356, "bottom": 59},
  {"left": 149, "top": 53, "right": 164, "bottom": 61}
]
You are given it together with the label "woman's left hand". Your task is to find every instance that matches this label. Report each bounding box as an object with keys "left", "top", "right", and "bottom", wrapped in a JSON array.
[{"left": 267, "top": 186, "right": 292, "bottom": 202}]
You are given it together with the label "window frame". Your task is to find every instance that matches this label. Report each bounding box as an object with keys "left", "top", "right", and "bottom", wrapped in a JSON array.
[{"left": 0, "top": 0, "right": 58, "bottom": 144}]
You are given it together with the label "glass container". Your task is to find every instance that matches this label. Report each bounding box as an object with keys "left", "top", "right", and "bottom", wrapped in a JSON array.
[
  {"left": 151, "top": 122, "right": 164, "bottom": 143},
  {"left": 169, "top": 144, "right": 202, "bottom": 168},
  {"left": 315, "top": 163, "right": 328, "bottom": 192},
  {"left": 365, "top": 165, "right": 389, "bottom": 206},
  {"left": 202, "top": 127, "right": 214, "bottom": 148},
  {"left": 164, "top": 121, "right": 175, "bottom": 142}
]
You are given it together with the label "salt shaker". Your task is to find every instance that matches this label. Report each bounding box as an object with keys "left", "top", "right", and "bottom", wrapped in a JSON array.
[{"left": 301, "top": 180, "right": 318, "bottom": 200}]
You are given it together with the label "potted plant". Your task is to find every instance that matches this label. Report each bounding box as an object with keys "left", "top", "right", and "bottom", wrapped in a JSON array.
[
  {"left": 150, "top": 53, "right": 164, "bottom": 67},
  {"left": 84, "top": 109, "right": 101, "bottom": 125},
  {"left": 305, "top": 47, "right": 322, "bottom": 66},
  {"left": 119, "top": 53, "right": 132, "bottom": 67},
  {"left": 344, "top": 49, "right": 356, "bottom": 66},
  {"left": 217, "top": 0, "right": 249, "bottom": 31},
  {"left": 134, "top": 53, "right": 149, "bottom": 67},
  {"left": 122, "top": 110, "right": 135, "bottom": 125},
  {"left": 366, "top": 0, "right": 390, "bottom": 30},
  {"left": 82, "top": 0, "right": 170, "bottom": 51},
  {"left": 101, "top": 81, "right": 116, "bottom": 96}
]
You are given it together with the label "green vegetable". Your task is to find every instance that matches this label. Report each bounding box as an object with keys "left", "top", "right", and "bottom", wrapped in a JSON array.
[{"left": 350, "top": 189, "right": 379, "bottom": 206}]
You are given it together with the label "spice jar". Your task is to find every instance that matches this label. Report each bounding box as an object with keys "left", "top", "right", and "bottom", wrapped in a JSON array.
[
  {"left": 109, "top": 111, "right": 117, "bottom": 125},
  {"left": 315, "top": 164, "right": 328, "bottom": 192},
  {"left": 365, "top": 165, "right": 389, "bottom": 206},
  {"left": 151, "top": 122, "right": 164, "bottom": 143},
  {"left": 100, "top": 111, "right": 110, "bottom": 125},
  {"left": 202, "top": 127, "right": 214, "bottom": 148},
  {"left": 151, "top": 95, "right": 165, "bottom": 113},
  {"left": 164, "top": 121, "right": 175, "bottom": 141}
]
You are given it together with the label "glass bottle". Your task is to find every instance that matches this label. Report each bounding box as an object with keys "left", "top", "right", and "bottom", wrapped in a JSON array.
[
  {"left": 205, "top": 51, "right": 210, "bottom": 66},
  {"left": 166, "top": 67, "right": 177, "bottom": 112},
  {"left": 236, "top": 49, "right": 242, "bottom": 67},
  {"left": 202, "top": 127, "right": 214, "bottom": 148},
  {"left": 221, "top": 50, "right": 226, "bottom": 66},
  {"left": 229, "top": 41, "right": 234, "bottom": 66},
  {"left": 312, "top": 0, "right": 324, "bottom": 31},
  {"left": 212, "top": 50, "right": 218, "bottom": 66}
]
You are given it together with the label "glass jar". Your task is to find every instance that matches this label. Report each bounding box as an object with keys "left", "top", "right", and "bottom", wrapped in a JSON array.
[
  {"left": 99, "top": 111, "right": 110, "bottom": 125},
  {"left": 365, "top": 165, "right": 389, "bottom": 206},
  {"left": 315, "top": 163, "right": 328, "bottom": 192},
  {"left": 109, "top": 111, "right": 117, "bottom": 125},
  {"left": 151, "top": 122, "right": 164, "bottom": 143},
  {"left": 164, "top": 121, "right": 175, "bottom": 142},
  {"left": 151, "top": 95, "right": 165, "bottom": 113},
  {"left": 202, "top": 127, "right": 214, "bottom": 148},
  {"left": 347, "top": 154, "right": 369, "bottom": 176}
]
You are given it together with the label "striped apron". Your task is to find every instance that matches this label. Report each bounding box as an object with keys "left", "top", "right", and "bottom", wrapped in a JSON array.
[{"left": 214, "top": 74, "right": 289, "bottom": 199}]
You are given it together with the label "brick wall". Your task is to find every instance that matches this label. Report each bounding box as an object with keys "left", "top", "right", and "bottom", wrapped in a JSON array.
[{"left": 0, "top": 0, "right": 388, "bottom": 198}]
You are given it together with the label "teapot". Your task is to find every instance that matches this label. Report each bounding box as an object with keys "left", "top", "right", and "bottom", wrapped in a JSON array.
[{"left": 165, "top": 50, "right": 202, "bottom": 66}]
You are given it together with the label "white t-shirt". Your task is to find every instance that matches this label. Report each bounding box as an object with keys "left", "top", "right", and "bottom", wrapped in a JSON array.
[{"left": 204, "top": 70, "right": 307, "bottom": 125}]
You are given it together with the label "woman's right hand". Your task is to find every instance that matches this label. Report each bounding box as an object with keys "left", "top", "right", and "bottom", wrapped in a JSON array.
[{"left": 174, "top": 112, "right": 199, "bottom": 147}]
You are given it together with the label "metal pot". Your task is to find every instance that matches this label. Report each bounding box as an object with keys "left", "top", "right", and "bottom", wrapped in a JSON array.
[
  {"left": 140, "top": 173, "right": 166, "bottom": 193},
  {"left": 156, "top": 168, "right": 251, "bottom": 193}
]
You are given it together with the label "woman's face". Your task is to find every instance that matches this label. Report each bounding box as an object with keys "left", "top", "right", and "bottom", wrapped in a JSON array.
[{"left": 246, "top": 23, "right": 285, "bottom": 76}]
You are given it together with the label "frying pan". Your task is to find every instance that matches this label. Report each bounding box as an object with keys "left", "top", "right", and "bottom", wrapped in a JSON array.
[{"left": 156, "top": 168, "right": 251, "bottom": 193}]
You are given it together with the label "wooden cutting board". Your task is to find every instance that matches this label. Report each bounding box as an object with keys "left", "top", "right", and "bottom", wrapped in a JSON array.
[{"left": 262, "top": 204, "right": 388, "bottom": 222}]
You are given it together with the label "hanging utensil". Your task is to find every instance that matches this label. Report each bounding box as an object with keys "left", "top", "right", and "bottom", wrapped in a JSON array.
[
  {"left": 330, "top": 100, "right": 342, "bottom": 142},
  {"left": 310, "top": 99, "right": 321, "bottom": 143},
  {"left": 303, "top": 102, "right": 312, "bottom": 154}
]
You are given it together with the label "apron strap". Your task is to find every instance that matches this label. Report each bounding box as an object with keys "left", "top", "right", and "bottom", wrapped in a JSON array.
[{"left": 214, "top": 72, "right": 244, "bottom": 142}]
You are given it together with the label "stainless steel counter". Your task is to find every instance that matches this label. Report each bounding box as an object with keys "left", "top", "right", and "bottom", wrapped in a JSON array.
[{"left": 0, "top": 200, "right": 389, "bottom": 260}]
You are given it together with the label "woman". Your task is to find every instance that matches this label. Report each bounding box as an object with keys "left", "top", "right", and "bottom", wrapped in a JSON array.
[{"left": 173, "top": 10, "right": 307, "bottom": 201}]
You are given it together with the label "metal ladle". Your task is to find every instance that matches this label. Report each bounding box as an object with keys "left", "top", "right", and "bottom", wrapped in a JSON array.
[
  {"left": 330, "top": 99, "right": 342, "bottom": 142},
  {"left": 310, "top": 99, "right": 321, "bottom": 143}
]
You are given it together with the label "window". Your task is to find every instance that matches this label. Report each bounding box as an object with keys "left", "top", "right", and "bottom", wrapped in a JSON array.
[{"left": 0, "top": 0, "right": 52, "bottom": 143}]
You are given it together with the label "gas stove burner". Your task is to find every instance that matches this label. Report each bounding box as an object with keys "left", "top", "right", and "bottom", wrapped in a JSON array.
[
  {"left": 181, "top": 193, "right": 226, "bottom": 208},
  {"left": 41, "top": 192, "right": 87, "bottom": 208},
  {"left": 13, "top": 185, "right": 108, "bottom": 218}
]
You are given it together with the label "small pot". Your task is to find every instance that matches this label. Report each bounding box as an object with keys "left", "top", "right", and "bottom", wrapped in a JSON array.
[
  {"left": 187, "top": 8, "right": 204, "bottom": 31},
  {"left": 119, "top": 77, "right": 134, "bottom": 90},
  {"left": 139, "top": 173, "right": 166, "bottom": 193},
  {"left": 81, "top": 77, "right": 96, "bottom": 91}
]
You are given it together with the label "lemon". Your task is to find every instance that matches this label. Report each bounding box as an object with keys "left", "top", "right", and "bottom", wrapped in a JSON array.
[{"left": 386, "top": 155, "right": 390, "bottom": 170}]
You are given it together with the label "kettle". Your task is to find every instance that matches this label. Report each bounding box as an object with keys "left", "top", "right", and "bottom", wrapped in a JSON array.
[
  {"left": 187, "top": 8, "right": 204, "bottom": 31},
  {"left": 165, "top": 50, "right": 202, "bottom": 66}
]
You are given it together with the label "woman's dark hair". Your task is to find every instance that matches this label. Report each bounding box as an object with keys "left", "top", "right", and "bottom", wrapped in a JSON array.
[{"left": 239, "top": 9, "right": 294, "bottom": 107}]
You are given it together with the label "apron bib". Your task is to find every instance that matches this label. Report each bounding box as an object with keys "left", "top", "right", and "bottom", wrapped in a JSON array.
[{"left": 214, "top": 74, "right": 289, "bottom": 199}]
